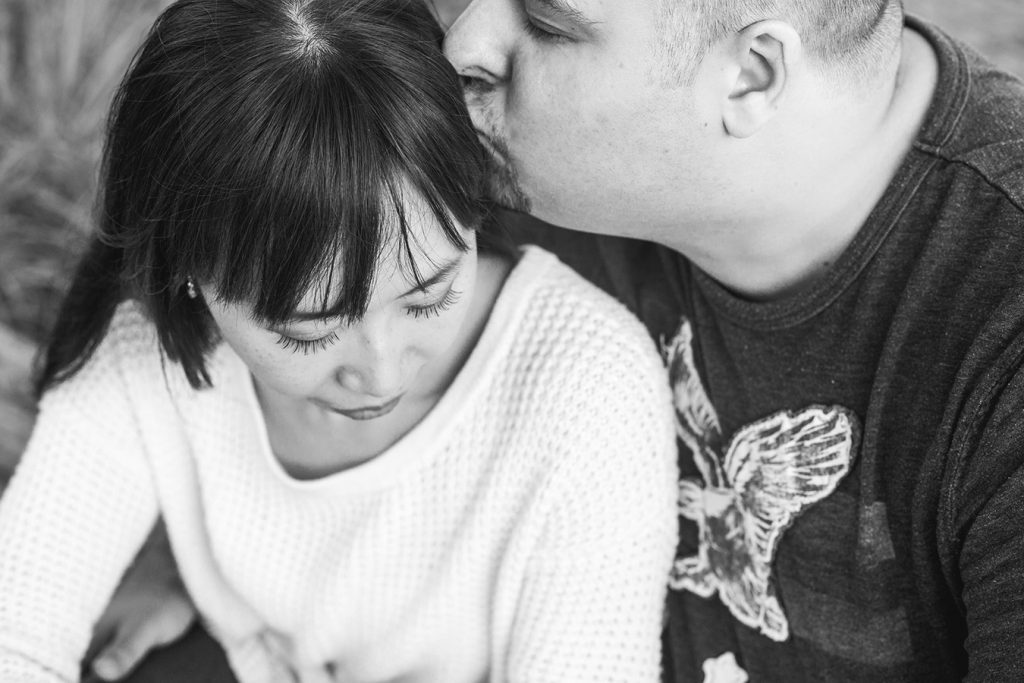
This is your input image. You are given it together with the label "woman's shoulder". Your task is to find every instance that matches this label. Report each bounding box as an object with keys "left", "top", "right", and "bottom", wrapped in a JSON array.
[
  {"left": 42, "top": 300, "right": 163, "bottom": 402},
  {"left": 509, "top": 245, "right": 663, "bottom": 369},
  {"left": 488, "top": 246, "right": 676, "bottom": 486},
  {"left": 489, "top": 246, "right": 670, "bottom": 425},
  {"left": 107, "top": 299, "right": 159, "bottom": 344},
  {"left": 94, "top": 300, "right": 163, "bottom": 368}
]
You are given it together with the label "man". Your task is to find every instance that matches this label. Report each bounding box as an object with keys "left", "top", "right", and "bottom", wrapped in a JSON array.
[
  {"left": 91, "top": 0, "right": 1024, "bottom": 680},
  {"left": 443, "top": 0, "right": 1024, "bottom": 680}
]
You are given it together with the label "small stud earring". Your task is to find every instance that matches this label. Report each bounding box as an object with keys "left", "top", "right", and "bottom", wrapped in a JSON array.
[{"left": 185, "top": 277, "right": 199, "bottom": 300}]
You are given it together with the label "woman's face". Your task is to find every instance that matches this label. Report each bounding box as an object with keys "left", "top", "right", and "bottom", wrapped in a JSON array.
[{"left": 205, "top": 199, "right": 479, "bottom": 421}]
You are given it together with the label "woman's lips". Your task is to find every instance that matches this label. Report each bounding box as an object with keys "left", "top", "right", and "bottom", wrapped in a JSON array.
[{"left": 322, "top": 394, "right": 403, "bottom": 421}]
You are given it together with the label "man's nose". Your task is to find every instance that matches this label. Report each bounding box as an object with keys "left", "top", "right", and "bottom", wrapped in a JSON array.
[{"left": 443, "top": 0, "right": 514, "bottom": 90}]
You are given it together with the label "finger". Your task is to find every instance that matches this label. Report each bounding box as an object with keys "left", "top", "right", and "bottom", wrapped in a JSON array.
[
  {"left": 91, "top": 597, "right": 196, "bottom": 681},
  {"left": 85, "top": 626, "right": 115, "bottom": 670}
]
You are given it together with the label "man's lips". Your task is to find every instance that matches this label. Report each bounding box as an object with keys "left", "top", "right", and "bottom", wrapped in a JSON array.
[
  {"left": 320, "top": 394, "right": 403, "bottom": 421},
  {"left": 475, "top": 129, "right": 507, "bottom": 162},
  {"left": 474, "top": 127, "right": 531, "bottom": 212}
]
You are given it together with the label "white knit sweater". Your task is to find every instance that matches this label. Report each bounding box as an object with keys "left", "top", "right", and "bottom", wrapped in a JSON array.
[{"left": 0, "top": 247, "right": 678, "bottom": 683}]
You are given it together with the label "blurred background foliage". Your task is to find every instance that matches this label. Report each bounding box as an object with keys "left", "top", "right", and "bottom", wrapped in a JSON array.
[
  {"left": 0, "top": 0, "right": 1022, "bottom": 471},
  {"left": 1, "top": 0, "right": 171, "bottom": 342},
  {"left": 0, "top": 0, "right": 172, "bottom": 469}
]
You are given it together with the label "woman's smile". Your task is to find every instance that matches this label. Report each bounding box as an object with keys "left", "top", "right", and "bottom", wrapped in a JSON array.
[{"left": 317, "top": 394, "right": 405, "bottom": 420}]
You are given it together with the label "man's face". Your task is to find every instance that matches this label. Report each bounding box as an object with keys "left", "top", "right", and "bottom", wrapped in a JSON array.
[{"left": 444, "top": 0, "right": 717, "bottom": 235}]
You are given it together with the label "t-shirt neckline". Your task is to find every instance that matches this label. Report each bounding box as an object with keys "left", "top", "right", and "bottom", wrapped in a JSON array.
[{"left": 689, "top": 15, "right": 969, "bottom": 331}]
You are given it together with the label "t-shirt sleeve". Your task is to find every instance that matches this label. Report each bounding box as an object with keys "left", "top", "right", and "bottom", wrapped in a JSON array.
[
  {"left": 503, "top": 308, "right": 678, "bottom": 683},
  {"left": 0, "top": 331, "right": 159, "bottom": 682},
  {"left": 959, "top": 463, "right": 1024, "bottom": 681},
  {"left": 952, "top": 363, "right": 1024, "bottom": 681}
]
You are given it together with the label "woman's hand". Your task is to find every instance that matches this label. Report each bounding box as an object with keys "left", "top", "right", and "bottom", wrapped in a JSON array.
[{"left": 86, "top": 521, "right": 196, "bottom": 680}]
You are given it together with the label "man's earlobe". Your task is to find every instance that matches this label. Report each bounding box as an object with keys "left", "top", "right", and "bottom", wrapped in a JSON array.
[{"left": 722, "top": 20, "right": 802, "bottom": 139}]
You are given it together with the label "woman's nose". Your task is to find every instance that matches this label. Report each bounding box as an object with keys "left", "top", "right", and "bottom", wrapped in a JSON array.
[
  {"left": 335, "top": 365, "right": 402, "bottom": 399},
  {"left": 334, "top": 326, "right": 404, "bottom": 399}
]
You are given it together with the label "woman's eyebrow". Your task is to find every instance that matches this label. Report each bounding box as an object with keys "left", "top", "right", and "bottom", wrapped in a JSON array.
[
  {"left": 399, "top": 256, "right": 462, "bottom": 298},
  {"left": 280, "top": 310, "right": 336, "bottom": 323},
  {"left": 278, "top": 256, "right": 464, "bottom": 324}
]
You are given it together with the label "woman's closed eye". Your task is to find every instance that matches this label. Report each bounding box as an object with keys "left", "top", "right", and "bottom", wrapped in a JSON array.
[
  {"left": 273, "top": 287, "right": 462, "bottom": 354},
  {"left": 406, "top": 288, "right": 462, "bottom": 320},
  {"left": 275, "top": 330, "right": 339, "bottom": 355}
]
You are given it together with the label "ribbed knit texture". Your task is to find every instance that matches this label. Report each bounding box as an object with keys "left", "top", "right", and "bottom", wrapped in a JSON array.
[{"left": 0, "top": 247, "right": 677, "bottom": 683}]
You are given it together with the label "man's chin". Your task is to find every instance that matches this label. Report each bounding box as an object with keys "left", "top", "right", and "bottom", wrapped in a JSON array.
[
  {"left": 486, "top": 174, "right": 531, "bottom": 213},
  {"left": 478, "top": 135, "right": 531, "bottom": 212}
]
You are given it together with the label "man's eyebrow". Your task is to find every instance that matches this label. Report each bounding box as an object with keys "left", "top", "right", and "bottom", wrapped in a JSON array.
[
  {"left": 532, "top": 0, "right": 594, "bottom": 27},
  {"left": 399, "top": 256, "right": 462, "bottom": 298}
]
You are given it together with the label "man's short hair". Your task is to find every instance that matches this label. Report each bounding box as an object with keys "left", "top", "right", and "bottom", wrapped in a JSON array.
[{"left": 657, "top": 0, "right": 905, "bottom": 87}]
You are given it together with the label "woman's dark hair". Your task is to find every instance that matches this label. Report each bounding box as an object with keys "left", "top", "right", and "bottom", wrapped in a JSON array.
[{"left": 36, "top": 0, "right": 491, "bottom": 395}]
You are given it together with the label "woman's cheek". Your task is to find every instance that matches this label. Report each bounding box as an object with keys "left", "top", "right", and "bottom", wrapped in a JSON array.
[{"left": 245, "top": 344, "right": 324, "bottom": 397}]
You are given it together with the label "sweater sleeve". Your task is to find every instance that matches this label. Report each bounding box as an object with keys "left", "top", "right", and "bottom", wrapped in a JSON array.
[
  {"left": 504, "top": 312, "right": 679, "bottom": 683},
  {"left": 0, "top": 326, "right": 160, "bottom": 682}
]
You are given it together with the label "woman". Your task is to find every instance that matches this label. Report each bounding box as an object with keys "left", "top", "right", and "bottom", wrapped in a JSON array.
[{"left": 0, "top": 0, "right": 677, "bottom": 680}]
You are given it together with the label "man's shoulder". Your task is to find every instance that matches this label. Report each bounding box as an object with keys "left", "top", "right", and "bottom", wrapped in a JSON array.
[{"left": 913, "top": 17, "right": 1024, "bottom": 211}]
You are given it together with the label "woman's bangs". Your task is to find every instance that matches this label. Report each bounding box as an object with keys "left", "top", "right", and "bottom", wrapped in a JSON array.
[
  {"left": 179, "top": 76, "right": 384, "bottom": 326},
  {"left": 203, "top": 160, "right": 389, "bottom": 327},
  {"left": 163, "top": 1, "right": 488, "bottom": 328}
]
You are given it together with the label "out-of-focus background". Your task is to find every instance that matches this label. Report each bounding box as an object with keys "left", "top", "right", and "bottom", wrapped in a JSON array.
[{"left": 1, "top": 0, "right": 1023, "bottom": 475}]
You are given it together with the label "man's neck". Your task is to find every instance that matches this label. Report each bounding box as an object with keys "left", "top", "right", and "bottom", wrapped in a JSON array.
[{"left": 669, "top": 27, "right": 939, "bottom": 302}]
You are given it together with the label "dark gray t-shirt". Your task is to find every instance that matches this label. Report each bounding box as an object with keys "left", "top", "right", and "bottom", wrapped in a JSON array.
[{"left": 504, "top": 17, "right": 1024, "bottom": 682}]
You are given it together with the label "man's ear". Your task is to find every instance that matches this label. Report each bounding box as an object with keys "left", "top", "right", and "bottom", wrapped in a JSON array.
[{"left": 721, "top": 20, "right": 803, "bottom": 139}]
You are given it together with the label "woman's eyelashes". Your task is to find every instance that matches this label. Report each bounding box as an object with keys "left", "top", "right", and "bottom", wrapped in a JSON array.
[
  {"left": 406, "top": 288, "right": 462, "bottom": 320},
  {"left": 274, "top": 287, "right": 464, "bottom": 354},
  {"left": 275, "top": 331, "right": 340, "bottom": 355}
]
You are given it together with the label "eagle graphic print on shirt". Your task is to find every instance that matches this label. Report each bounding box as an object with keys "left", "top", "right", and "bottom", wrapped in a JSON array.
[{"left": 663, "top": 319, "right": 860, "bottom": 642}]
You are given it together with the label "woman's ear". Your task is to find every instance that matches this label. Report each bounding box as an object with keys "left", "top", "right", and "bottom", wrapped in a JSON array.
[{"left": 721, "top": 20, "right": 803, "bottom": 139}]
